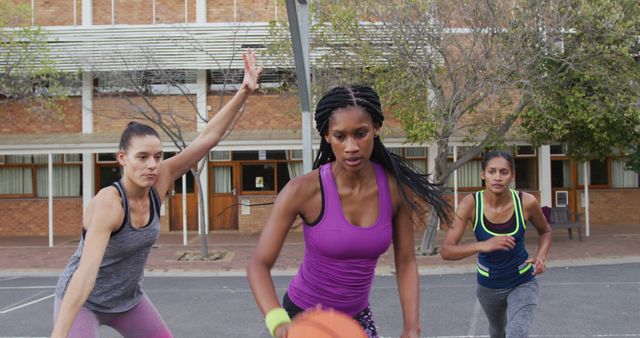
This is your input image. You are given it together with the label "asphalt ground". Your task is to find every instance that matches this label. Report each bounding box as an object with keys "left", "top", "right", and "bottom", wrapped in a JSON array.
[{"left": 1, "top": 263, "right": 639, "bottom": 338}]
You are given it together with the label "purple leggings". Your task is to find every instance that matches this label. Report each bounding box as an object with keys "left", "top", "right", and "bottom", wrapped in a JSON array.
[{"left": 53, "top": 295, "right": 173, "bottom": 338}]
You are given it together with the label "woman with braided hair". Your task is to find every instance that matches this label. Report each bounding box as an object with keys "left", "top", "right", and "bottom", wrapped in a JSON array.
[{"left": 247, "top": 85, "right": 451, "bottom": 338}]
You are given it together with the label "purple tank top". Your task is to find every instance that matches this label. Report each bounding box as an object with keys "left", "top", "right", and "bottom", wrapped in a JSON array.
[{"left": 287, "top": 162, "right": 393, "bottom": 315}]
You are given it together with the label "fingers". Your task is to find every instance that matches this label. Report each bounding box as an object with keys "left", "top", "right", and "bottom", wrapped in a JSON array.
[{"left": 242, "top": 48, "right": 253, "bottom": 69}]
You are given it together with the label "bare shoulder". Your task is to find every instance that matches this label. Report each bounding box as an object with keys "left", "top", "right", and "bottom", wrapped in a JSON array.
[
  {"left": 278, "top": 169, "right": 321, "bottom": 202},
  {"left": 85, "top": 186, "right": 124, "bottom": 232},
  {"left": 520, "top": 191, "right": 540, "bottom": 209},
  {"left": 458, "top": 194, "right": 476, "bottom": 214}
]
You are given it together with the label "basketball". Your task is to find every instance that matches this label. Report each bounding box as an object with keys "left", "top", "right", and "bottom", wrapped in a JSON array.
[{"left": 288, "top": 308, "right": 367, "bottom": 338}]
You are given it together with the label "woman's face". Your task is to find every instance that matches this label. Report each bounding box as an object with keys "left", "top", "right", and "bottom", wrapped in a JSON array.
[
  {"left": 117, "top": 135, "right": 163, "bottom": 188},
  {"left": 325, "top": 106, "right": 380, "bottom": 172},
  {"left": 481, "top": 156, "right": 515, "bottom": 194}
]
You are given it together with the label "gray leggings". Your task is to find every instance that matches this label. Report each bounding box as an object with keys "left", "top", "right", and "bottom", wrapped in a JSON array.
[{"left": 476, "top": 278, "right": 539, "bottom": 338}]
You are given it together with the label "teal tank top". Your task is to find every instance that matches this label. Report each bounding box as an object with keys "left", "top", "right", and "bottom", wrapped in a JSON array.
[{"left": 473, "top": 189, "right": 534, "bottom": 289}]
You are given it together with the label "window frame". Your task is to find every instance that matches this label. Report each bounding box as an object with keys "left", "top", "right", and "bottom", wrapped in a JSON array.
[{"left": 0, "top": 154, "right": 82, "bottom": 198}]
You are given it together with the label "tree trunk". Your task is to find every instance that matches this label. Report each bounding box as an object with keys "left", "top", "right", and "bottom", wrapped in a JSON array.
[
  {"left": 418, "top": 209, "right": 440, "bottom": 255},
  {"left": 418, "top": 140, "right": 450, "bottom": 255},
  {"left": 191, "top": 163, "right": 209, "bottom": 258}
]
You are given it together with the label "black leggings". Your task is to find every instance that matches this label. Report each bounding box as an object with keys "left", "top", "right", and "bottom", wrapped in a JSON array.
[{"left": 282, "top": 293, "right": 379, "bottom": 338}]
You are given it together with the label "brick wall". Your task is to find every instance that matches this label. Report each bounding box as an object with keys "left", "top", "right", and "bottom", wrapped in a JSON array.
[
  {"left": 0, "top": 198, "right": 83, "bottom": 236},
  {"left": 208, "top": 94, "right": 301, "bottom": 131},
  {"left": 207, "top": 0, "right": 276, "bottom": 22},
  {"left": 0, "top": 197, "right": 172, "bottom": 236},
  {"left": 237, "top": 195, "right": 275, "bottom": 233},
  {"left": 235, "top": 0, "right": 276, "bottom": 22},
  {"left": 34, "top": 0, "right": 79, "bottom": 26},
  {"left": 0, "top": 98, "right": 82, "bottom": 134},
  {"left": 93, "top": 95, "right": 198, "bottom": 133},
  {"left": 155, "top": 0, "right": 196, "bottom": 24},
  {"left": 577, "top": 189, "right": 640, "bottom": 226}
]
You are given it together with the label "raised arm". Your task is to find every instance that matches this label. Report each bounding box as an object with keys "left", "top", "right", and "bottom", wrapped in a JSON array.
[
  {"left": 522, "top": 193, "right": 552, "bottom": 275},
  {"left": 154, "top": 49, "right": 263, "bottom": 197},
  {"left": 51, "top": 189, "right": 123, "bottom": 338},
  {"left": 391, "top": 184, "right": 420, "bottom": 338}
]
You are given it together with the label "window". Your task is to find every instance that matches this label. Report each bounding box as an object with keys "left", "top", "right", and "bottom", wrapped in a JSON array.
[
  {"left": 446, "top": 160, "right": 483, "bottom": 189},
  {"left": 550, "top": 144, "right": 567, "bottom": 156},
  {"left": 97, "top": 153, "right": 117, "bottom": 163},
  {"left": 551, "top": 160, "right": 572, "bottom": 188},
  {"left": 230, "top": 150, "right": 302, "bottom": 194},
  {"left": 577, "top": 160, "right": 609, "bottom": 186},
  {"left": 289, "top": 149, "right": 303, "bottom": 160},
  {"left": 612, "top": 158, "right": 639, "bottom": 188},
  {"left": 96, "top": 69, "right": 198, "bottom": 95},
  {"left": 233, "top": 150, "right": 286, "bottom": 161},
  {"left": 514, "top": 158, "right": 537, "bottom": 190},
  {"left": 210, "top": 150, "right": 231, "bottom": 161},
  {"left": 98, "top": 166, "right": 121, "bottom": 190},
  {"left": 516, "top": 145, "right": 536, "bottom": 157},
  {"left": 0, "top": 154, "right": 82, "bottom": 197},
  {"left": 242, "top": 163, "right": 276, "bottom": 192},
  {"left": 388, "top": 147, "right": 428, "bottom": 174},
  {"left": 174, "top": 171, "right": 195, "bottom": 194}
]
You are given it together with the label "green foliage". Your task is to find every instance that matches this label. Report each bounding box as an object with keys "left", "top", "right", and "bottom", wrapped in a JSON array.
[
  {"left": 521, "top": 0, "right": 640, "bottom": 162},
  {"left": 0, "top": 0, "right": 66, "bottom": 117}
]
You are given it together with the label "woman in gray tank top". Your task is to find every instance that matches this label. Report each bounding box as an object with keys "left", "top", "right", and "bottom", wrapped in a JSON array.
[{"left": 51, "top": 50, "right": 262, "bottom": 338}]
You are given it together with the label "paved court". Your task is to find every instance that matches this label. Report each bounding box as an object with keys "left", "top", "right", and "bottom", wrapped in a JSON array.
[{"left": 1, "top": 263, "right": 639, "bottom": 337}]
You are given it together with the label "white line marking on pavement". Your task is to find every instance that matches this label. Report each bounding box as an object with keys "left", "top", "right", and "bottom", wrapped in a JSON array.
[
  {"left": 0, "top": 276, "right": 22, "bottom": 282},
  {"left": 0, "top": 293, "right": 55, "bottom": 314},
  {"left": 466, "top": 299, "right": 481, "bottom": 336},
  {"left": 0, "top": 286, "right": 55, "bottom": 290}
]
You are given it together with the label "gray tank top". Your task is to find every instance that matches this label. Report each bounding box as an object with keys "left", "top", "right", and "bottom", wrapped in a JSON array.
[{"left": 55, "top": 180, "right": 161, "bottom": 313}]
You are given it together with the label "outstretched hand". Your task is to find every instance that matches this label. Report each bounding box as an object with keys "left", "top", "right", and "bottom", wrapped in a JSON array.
[{"left": 242, "top": 48, "right": 263, "bottom": 92}]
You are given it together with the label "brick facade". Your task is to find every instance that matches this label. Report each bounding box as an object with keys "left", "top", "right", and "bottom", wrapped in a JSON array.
[
  {"left": 0, "top": 197, "right": 171, "bottom": 236},
  {"left": 578, "top": 189, "right": 640, "bottom": 226},
  {"left": 0, "top": 98, "right": 82, "bottom": 134},
  {"left": 93, "top": 95, "right": 198, "bottom": 133},
  {"left": 0, "top": 198, "right": 83, "bottom": 236},
  {"left": 209, "top": 94, "right": 301, "bottom": 130}
]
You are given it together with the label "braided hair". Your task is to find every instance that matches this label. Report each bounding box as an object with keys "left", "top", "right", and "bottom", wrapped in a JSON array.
[{"left": 313, "top": 86, "right": 451, "bottom": 223}]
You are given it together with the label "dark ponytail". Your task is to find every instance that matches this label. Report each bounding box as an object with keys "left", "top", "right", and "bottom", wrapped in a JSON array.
[{"left": 313, "top": 86, "right": 451, "bottom": 223}]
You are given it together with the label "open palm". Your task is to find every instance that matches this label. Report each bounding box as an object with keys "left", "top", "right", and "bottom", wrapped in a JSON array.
[{"left": 242, "top": 48, "right": 263, "bottom": 92}]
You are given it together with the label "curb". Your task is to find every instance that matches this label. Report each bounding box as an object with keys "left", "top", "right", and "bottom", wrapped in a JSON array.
[{"left": 2, "top": 256, "right": 639, "bottom": 278}]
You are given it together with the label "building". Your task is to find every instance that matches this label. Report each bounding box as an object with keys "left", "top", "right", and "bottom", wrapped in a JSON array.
[{"left": 1, "top": 0, "right": 639, "bottom": 240}]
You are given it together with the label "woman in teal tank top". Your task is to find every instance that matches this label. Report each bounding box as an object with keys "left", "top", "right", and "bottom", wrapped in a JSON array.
[{"left": 441, "top": 150, "right": 552, "bottom": 338}]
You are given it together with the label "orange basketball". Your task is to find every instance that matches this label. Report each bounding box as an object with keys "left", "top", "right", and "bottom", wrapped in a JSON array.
[{"left": 288, "top": 308, "right": 368, "bottom": 338}]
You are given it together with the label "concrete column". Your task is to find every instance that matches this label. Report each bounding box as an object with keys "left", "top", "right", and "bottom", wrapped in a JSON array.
[
  {"left": 196, "top": 0, "right": 206, "bottom": 23},
  {"left": 82, "top": 0, "right": 93, "bottom": 26},
  {"left": 538, "top": 145, "right": 552, "bottom": 207},
  {"left": 82, "top": 72, "right": 95, "bottom": 212},
  {"left": 196, "top": 69, "right": 209, "bottom": 234}
]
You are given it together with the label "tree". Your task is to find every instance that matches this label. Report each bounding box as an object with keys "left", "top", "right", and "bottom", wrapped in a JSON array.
[
  {"left": 270, "top": 0, "right": 640, "bottom": 254},
  {"left": 0, "top": 0, "right": 67, "bottom": 118},
  {"left": 521, "top": 0, "right": 640, "bottom": 167},
  {"left": 269, "top": 0, "right": 561, "bottom": 254}
]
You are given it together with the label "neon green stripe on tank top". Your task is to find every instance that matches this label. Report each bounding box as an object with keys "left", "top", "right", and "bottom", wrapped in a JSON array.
[
  {"left": 476, "top": 266, "right": 489, "bottom": 277},
  {"left": 478, "top": 189, "right": 523, "bottom": 237}
]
